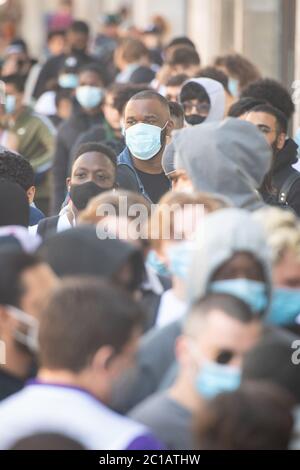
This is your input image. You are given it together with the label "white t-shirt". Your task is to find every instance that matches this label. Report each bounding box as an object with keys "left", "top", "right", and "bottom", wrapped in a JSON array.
[
  {"left": 0, "top": 382, "right": 163, "bottom": 450},
  {"left": 156, "top": 289, "right": 187, "bottom": 329}
]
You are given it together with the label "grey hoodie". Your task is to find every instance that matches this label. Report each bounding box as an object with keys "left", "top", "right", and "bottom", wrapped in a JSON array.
[
  {"left": 185, "top": 77, "right": 226, "bottom": 122},
  {"left": 188, "top": 208, "right": 273, "bottom": 312},
  {"left": 174, "top": 118, "right": 272, "bottom": 211}
]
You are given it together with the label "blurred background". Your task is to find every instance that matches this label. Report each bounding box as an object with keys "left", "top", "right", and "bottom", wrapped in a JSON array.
[{"left": 0, "top": 0, "right": 297, "bottom": 85}]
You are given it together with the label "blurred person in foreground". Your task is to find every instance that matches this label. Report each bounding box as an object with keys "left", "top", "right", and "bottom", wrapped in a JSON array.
[
  {"left": 0, "top": 250, "right": 57, "bottom": 401},
  {"left": 129, "top": 294, "right": 262, "bottom": 450},
  {"left": 0, "top": 279, "right": 164, "bottom": 450},
  {"left": 194, "top": 382, "right": 294, "bottom": 450}
]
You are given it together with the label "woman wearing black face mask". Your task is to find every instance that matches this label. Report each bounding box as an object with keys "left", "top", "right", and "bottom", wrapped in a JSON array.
[{"left": 34, "top": 142, "right": 117, "bottom": 239}]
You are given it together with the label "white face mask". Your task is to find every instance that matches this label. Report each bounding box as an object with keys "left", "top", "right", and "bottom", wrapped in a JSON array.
[{"left": 6, "top": 305, "right": 39, "bottom": 354}]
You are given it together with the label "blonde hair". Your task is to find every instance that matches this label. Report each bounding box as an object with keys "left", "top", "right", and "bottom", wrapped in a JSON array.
[{"left": 254, "top": 207, "right": 300, "bottom": 264}]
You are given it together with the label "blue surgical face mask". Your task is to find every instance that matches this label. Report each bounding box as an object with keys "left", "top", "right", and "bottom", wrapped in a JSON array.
[
  {"left": 125, "top": 122, "right": 167, "bottom": 161},
  {"left": 210, "top": 278, "right": 268, "bottom": 314},
  {"left": 167, "top": 241, "right": 194, "bottom": 280},
  {"left": 196, "top": 359, "right": 241, "bottom": 399},
  {"left": 5, "top": 94, "right": 16, "bottom": 114},
  {"left": 228, "top": 77, "right": 240, "bottom": 98},
  {"left": 59, "top": 73, "right": 79, "bottom": 89},
  {"left": 76, "top": 86, "right": 104, "bottom": 109},
  {"left": 267, "top": 287, "right": 300, "bottom": 325},
  {"left": 147, "top": 249, "right": 170, "bottom": 278}
]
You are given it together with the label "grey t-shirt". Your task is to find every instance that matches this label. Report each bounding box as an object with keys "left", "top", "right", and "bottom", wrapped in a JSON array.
[{"left": 129, "top": 392, "right": 193, "bottom": 450}]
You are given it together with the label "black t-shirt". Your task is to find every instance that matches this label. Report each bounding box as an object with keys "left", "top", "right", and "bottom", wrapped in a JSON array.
[
  {"left": 135, "top": 169, "right": 170, "bottom": 203},
  {"left": 0, "top": 368, "right": 24, "bottom": 402}
]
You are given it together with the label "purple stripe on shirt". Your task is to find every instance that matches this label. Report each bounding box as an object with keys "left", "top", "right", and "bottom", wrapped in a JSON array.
[{"left": 126, "top": 434, "right": 166, "bottom": 451}]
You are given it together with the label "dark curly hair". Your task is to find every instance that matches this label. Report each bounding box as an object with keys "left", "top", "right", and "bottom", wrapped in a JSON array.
[
  {"left": 240, "top": 78, "right": 295, "bottom": 120},
  {"left": 0, "top": 150, "right": 34, "bottom": 191}
]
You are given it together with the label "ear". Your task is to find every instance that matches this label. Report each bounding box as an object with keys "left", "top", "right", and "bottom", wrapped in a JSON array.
[
  {"left": 277, "top": 132, "right": 286, "bottom": 150},
  {"left": 175, "top": 334, "right": 191, "bottom": 366},
  {"left": 66, "top": 177, "right": 71, "bottom": 192},
  {"left": 26, "top": 186, "right": 36, "bottom": 205},
  {"left": 91, "top": 345, "right": 115, "bottom": 372},
  {"left": 166, "top": 119, "right": 174, "bottom": 137}
]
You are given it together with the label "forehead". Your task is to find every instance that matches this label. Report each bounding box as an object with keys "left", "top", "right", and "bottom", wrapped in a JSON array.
[
  {"left": 73, "top": 151, "right": 113, "bottom": 170},
  {"left": 246, "top": 111, "right": 276, "bottom": 126},
  {"left": 79, "top": 70, "right": 101, "bottom": 82},
  {"left": 197, "top": 310, "right": 260, "bottom": 352},
  {"left": 125, "top": 98, "right": 168, "bottom": 119}
]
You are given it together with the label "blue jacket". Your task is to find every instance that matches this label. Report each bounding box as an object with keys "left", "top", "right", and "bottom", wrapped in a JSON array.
[{"left": 117, "top": 147, "right": 171, "bottom": 202}]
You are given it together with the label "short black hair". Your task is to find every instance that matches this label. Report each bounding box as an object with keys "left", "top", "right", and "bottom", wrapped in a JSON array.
[
  {"left": 0, "top": 251, "right": 41, "bottom": 307},
  {"left": 228, "top": 97, "right": 267, "bottom": 118},
  {"left": 167, "top": 46, "right": 201, "bottom": 67},
  {"left": 73, "top": 142, "right": 117, "bottom": 167},
  {"left": 166, "top": 36, "right": 196, "bottom": 50},
  {"left": 240, "top": 78, "right": 295, "bottom": 120},
  {"left": 168, "top": 100, "right": 184, "bottom": 120},
  {"left": 180, "top": 81, "right": 210, "bottom": 104},
  {"left": 189, "top": 293, "right": 254, "bottom": 325},
  {"left": 0, "top": 150, "right": 34, "bottom": 191},
  {"left": 39, "top": 278, "right": 145, "bottom": 372},
  {"left": 199, "top": 66, "right": 229, "bottom": 93},
  {"left": 128, "top": 90, "right": 170, "bottom": 112},
  {"left": 78, "top": 63, "right": 106, "bottom": 85},
  {"left": 248, "top": 103, "right": 288, "bottom": 134},
  {"left": 69, "top": 20, "right": 90, "bottom": 35},
  {"left": 2, "top": 74, "right": 26, "bottom": 93},
  {"left": 166, "top": 74, "right": 188, "bottom": 87},
  {"left": 0, "top": 180, "right": 29, "bottom": 227},
  {"left": 47, "top": 30, "right": 66, "bottom": 42}
]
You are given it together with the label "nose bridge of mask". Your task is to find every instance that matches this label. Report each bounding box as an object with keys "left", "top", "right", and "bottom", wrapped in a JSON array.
[
  {"left": 166, "top": 240, "right": 194, "bottom": 280},
  {"left": 6, "top": 305, "right": 39, "bottom": 353},
  {"left": 209, "top": 278, "right": 268, "bottom": 314}
]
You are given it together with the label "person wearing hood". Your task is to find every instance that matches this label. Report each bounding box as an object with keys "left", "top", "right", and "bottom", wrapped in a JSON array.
[
  {"left": 35, "top": 143, "right": 117, "bottom": 239},
  {"left": 37, "top": 225, "right": 145, "bottom": 298},
  {"left": 179, "top": 77, "right": 226, "bottom": 126},
  {"left": 173, "top": 118, "right": 272, "bottom": 211},
  {"left": 111, "top": 208, "right": 272, "bottom": 414}
]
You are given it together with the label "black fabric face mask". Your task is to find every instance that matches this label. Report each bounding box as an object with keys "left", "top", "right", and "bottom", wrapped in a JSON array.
[
  {"left": 185, "top": 114, "right": 207, "bottom": 126},
  {"left": 70, "top": 181, "right": 107, "bottom": 211}
]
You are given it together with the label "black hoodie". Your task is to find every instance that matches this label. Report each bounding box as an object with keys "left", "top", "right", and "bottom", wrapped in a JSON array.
[{"left": 272, "top": 138, "right": 300, "bottom": 216}]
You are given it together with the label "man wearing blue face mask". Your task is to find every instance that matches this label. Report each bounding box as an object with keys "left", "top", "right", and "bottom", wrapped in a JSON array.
[
  {"left": 51, "top": 64, "right": 106, "bottom": 214},
  {"left": 129, "top": 293, "right": 262, "bottom": 450},
  {"left": 118, "top": 90, "right": 173, "bottom": 203}
]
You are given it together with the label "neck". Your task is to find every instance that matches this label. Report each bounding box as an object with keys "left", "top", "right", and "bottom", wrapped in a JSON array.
[
  {"left": 172, "top": 277, "right": 187, "bottom": 301},
  {"left": 168, "top": 371, "right": 203, "bottom": 413},
  {"left": 66, "top": 202, "right": 78, "bottom": 225},
  {"left": 132, "top": 151, "right": 164, "bottom": 174},
  {"left": 38, "top": 368, "right": 85, "bottom": 387},
  {"left": 83, "top": 106, "right": 101, "bottom": 117}
]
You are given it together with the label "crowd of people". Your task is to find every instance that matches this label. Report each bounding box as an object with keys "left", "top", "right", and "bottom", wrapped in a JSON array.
[{"left": 0, "top": 7, "right": 300, "bottom": 451}]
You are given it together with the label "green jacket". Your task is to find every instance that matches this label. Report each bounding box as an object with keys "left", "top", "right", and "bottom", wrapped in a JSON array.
[{"left": 9, "top": 106, "right": 56, "bottom": 174}]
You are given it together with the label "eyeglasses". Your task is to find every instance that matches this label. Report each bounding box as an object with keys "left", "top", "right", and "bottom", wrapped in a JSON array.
[{"left": 182, "top": 102, "right": 210, "bottom": 114}]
